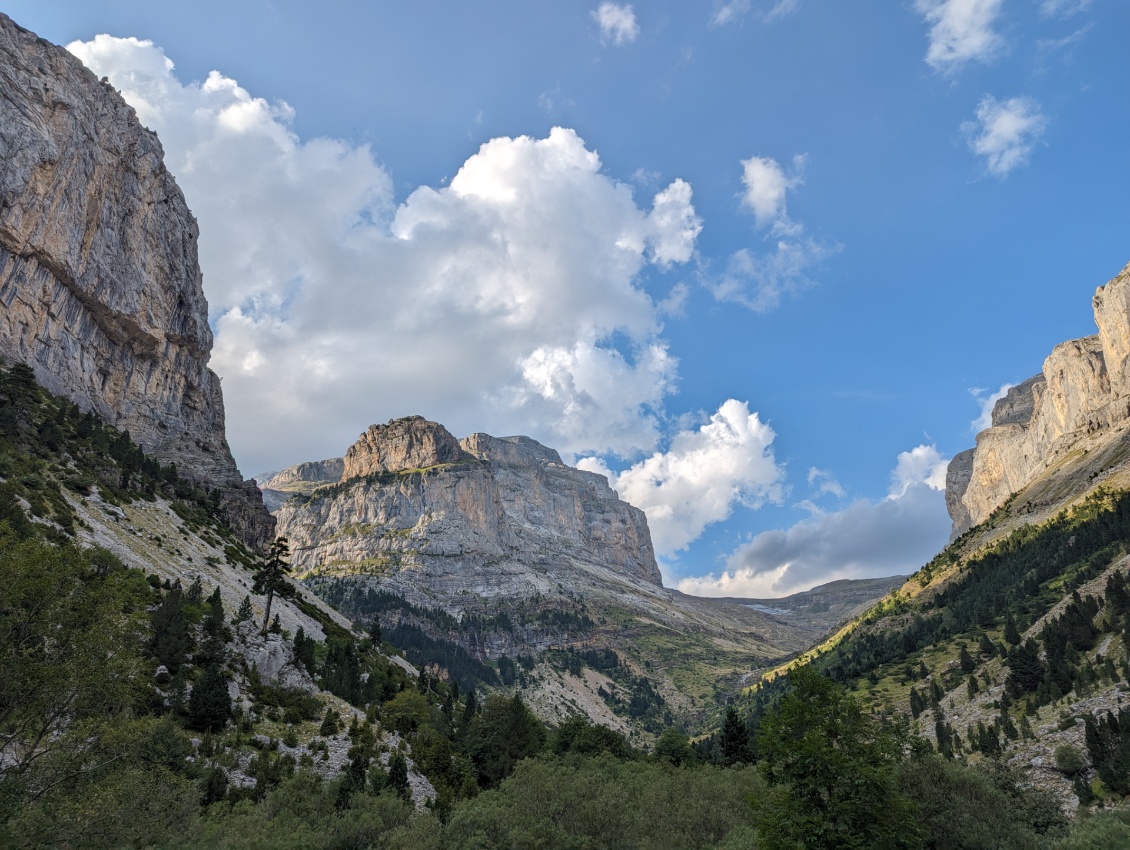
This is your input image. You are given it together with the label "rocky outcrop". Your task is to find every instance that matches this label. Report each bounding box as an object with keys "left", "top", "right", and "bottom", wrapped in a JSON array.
[
  {"left": 460, "top": 432, "right": 660, "bottom": 584},
  {"left": 343, "top": 416, "right": 470, "bottom": 480},
  {"left": 261, "top": 458, "right": 345, "bottom": 492},
  {"left": 0, "top": 14, "right": 272, "bottom": 547},
  {"left": 274, "top": 417, "right": 661, "bottom": 591},
  {"left": 947, "top": 263, "right": 1130, "bottom": 536},
  {"left": 258, "top": 458, "right": 344, "bottom": 511}
]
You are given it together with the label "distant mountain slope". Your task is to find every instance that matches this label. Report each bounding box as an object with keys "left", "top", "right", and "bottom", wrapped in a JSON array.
[{"left": 718, "top": 574, "right": 907, "bottom": 639}]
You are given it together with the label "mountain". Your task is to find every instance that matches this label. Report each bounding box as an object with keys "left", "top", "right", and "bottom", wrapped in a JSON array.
[
  {"left": 0, "top": 14, "right": 271, "bottom": 548},
  {"left": 267, "top": 415, "right": 880, "bottom": 734},
  {"left": 947, "top": 262, "right": 1130, "bottom": 539},
  {"left": 757, "top": 261, "right": 1130, "bottom": 808},
  {"left": 0, "top": 13, "right": 446, "bottom": 818}
]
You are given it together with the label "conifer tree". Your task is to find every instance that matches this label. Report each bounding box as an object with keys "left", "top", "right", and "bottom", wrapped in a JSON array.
[
  {"left": 388, "top": 751, "right": 410, "bottom": 800},
  {"left": 188, "top": 664, "right": 232, "bottom": 732},
  {"left": 1004, "top": 613, "right": 1022, "bottom": 646},
  {"left": 720, "top": 706, "right": 752, "bottom": 766},
  {"left": 150, "top": 580, "right": 191, "bottom": 673},
  {"left": 252, "top": 537, "right": 291, "bottom": 634},
  {"left": 959, "top": 645, "right": 976, "bottom": 673},
  {"left": 233, "top": 594, "right": 253, "bottom": 626}
]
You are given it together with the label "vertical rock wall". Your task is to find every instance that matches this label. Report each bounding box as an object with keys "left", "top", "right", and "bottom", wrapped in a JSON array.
[
  {"left": 0, "top": 14, "right": 273, "bottom": 547},
  {"left": 947, "top": 262, "right": 1130, "bottom": 536}
]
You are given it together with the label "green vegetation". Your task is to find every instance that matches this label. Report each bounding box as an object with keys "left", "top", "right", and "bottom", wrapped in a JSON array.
[{"left": 4, "top": 365, "right": 1130, "bottom": 846}]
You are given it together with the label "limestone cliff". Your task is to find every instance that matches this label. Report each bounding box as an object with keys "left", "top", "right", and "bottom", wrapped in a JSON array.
[
  {"left": 0, "top": 14, "right": 272, "bottom": 546},
  {"left": 947, "top": 262, "right": 1130, "bottom": 536},
  {"left": 343, "top": 416, "right": 471, "bottom": 479},
  {"left": 273, "top": 416, "right": 661, "bottom": 590}
]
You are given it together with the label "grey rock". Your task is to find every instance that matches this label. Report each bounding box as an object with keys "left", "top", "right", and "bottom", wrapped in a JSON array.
[
  {"left": 343, "top": 416, "right": 469, "bottom": 479},
  {"left": 947, "top": 262, "right": 1130, "bottom": 536},
  {"left": 0, "top": 13, "right": 272, "bottom": 548}
]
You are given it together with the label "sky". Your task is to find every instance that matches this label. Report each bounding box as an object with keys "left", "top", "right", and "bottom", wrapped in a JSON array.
[{"left": 7, "top": 1, "right": 1128, "bottom": 597}]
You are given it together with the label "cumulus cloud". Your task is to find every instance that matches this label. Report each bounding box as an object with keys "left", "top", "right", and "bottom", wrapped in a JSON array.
[
  {"left": 593, "top": 3, "right": 640, "bottom": 46},
  {"left": 970, "top": 383, "right": 1014, "bottom": 433},
  {"left": 705, "top": 153, "right": 834, "bottom": 311},
  {"left": 889, "top": 444, "right": 949, "bottom": 497},
  {"left": 578, "top": 400, "right": 785, "bottom": 557},
  {"left": 914, "top": 0, "right": 1005, "bottom": 74},
  {"left": 679, "top": 444, "right": 951, "bottom": 598},
  {"left": 963, "top": 95, "right": 1048, "bottom": 177},
  {"left": 69, "top": 36, "right": 702, "bottom": 474},
  {"left": 740, "top": 154, "right": 804, "bottom": 234}
]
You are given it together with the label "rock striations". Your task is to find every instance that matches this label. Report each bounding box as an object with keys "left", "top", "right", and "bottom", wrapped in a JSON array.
[
  {"left": 947, "top": 262, "right": 1130, "bottom": 537},
  {"left": 0, "top": 14, "right": 272, "bottom": 546},
  {"left": 271, "top": 416, "right": 662, "bottom": 590}
]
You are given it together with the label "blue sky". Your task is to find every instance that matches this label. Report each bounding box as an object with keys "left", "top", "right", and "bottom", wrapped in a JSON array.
[{"left": 8, "top": 1, "right": 1128, "bottom": 596}]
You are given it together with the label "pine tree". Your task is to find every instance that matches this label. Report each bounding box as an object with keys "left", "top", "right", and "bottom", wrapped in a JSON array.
[
  {"left": 293, "top": 626, "right": 317, "bottom": 673},
  {"left": 150, "top": 580, "right": 192, "bottom": 673},
  {"left": 252, "top": 537, "right": 291, "bottom": 634},
  {"left": 978, "top": 632, "right": 997, "bottom": 659},
  {"left": 188, "top": 664, "right": 232, "bottom": 732},
  {"left": 720, "top": 707, "right": 751, "bottom": 766},
  {"left": 233, "top": 594, "right": 253, "bottom": 626},
  {"left": 368, "top": 614, "right": 382, "bottom": 644},
  {"left": 1004, "top": 613, "right": 1022, "bottom": 646},
  {"left": 1005, "top": 639, "right": 1045, "bottom": 697},
  {"left": 319, "top": 708, "right": 340, "bottom": 737},
  {"left": 959, "top": 645, "right": 976, "bottom": 673},
  {"left": 388, "top": 751, "right": 410, "bottom": 800}
]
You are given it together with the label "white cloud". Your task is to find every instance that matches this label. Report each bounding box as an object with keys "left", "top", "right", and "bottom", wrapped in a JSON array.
[
  {"left": 709, "top": 0, "right": 800, "bottom": 27},
  {"left": 68, "top": 36, "right": 701, "bottom": 474},
  {"left": 1039, "top": 0, "right": 1092, "bottom": 17},
  {"left": 710, "top": 0, "right": 751, "bottom": 26},
  {"left": 963, "top": 95, "right": 1048, "bottom": 177},
  {"left": 706, "top": 238, "right": 835, "bottom": 313},
  {"left": 807, "top": 467, "right": 845, "bottom": 498},
  {"left": 764, "top": 0, "right": 802, "bottom": 22},
  {"left": 970, "top": 383, "right": 1014, "bottom": 433},
  {"left": 739, "top": 154, "right": 804, "bottom": 234},
  {"left": 578, "top": 400, "right": 785, "bottom": 557},
  {"left": 678, "top": 444, "right": 951, "bottom": 598},
  {"left": 914, "top": 0, "right": 1005, "bottom": 74},
  {"left": 593, "top": 3, "right": 640, "bottom": 46},
  {"left": 706, "top": 153, "right": 834, "bottom": 311},
  {"left": 889, "top": 444, "right": 949, "bottom": 497}
]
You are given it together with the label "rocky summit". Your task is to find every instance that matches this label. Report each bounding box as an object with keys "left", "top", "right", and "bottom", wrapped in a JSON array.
[
  {"left": 0, "top": 14, "right": 271, "bottom": 547},
  {"left": 947, "top": 262, "right": 1130, "bottom": 538}
]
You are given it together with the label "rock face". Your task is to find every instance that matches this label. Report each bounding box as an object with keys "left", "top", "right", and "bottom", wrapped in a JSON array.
[
  {"left": 275, "top": 417, "right": 661, "bottom": 589},
  {"left": 947, "top": 262, "right": 1130, "bottom": 536},
  {"left": 343, "top": 416, "right": 470, "bottom": 479},
  {"left": 460, "top": 432, "right": 660, "bottom": 584},
  {"left": 0, "top": 14, "right": 272, "bottom": 547},
  {"left": 258, "top": 458, "right": 345, "bottom": 511}
]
